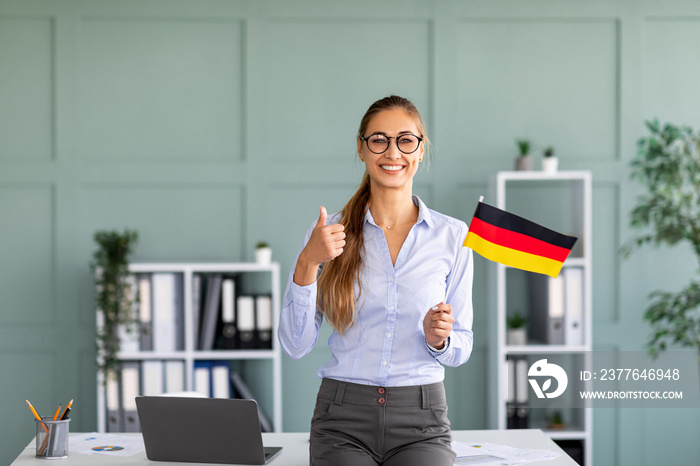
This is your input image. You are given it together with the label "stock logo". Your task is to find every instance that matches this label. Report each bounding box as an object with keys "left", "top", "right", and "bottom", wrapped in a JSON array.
[{"left": 528, "top": 359, "right": 568, "bottom": 399}]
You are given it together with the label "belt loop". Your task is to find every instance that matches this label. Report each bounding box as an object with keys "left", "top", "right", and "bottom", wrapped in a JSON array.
[
  {"left": 334, "top": 381, "right": 346, "bottom": 406},
  {"left": 421, "top": 385, "right": 429, "bottom": 409}
]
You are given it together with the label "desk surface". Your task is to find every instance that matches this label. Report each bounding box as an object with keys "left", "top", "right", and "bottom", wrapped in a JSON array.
[{"left": 12, "top": 430, "right": 577, "bottom": 465}]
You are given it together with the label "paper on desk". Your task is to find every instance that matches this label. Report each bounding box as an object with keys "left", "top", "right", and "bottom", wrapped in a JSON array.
[
  {"left": 452, "top": 441, "right": 560, "bottom": 465},
  {"left": 69, "top": 433, "right": 145, "bottom": 456}
]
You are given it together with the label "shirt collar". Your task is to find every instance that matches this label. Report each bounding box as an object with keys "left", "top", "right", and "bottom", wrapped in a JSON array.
[{"left": 363, "top": 195, "right": 434, "bottom": 229}]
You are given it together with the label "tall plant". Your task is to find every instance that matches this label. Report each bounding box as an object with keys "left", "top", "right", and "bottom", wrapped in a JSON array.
[
  {"left": 91, "top": 229, "right": 139, "bottom": 378},
  {"left": 623, "top": 119, "right": 700, "bottom": 359}
]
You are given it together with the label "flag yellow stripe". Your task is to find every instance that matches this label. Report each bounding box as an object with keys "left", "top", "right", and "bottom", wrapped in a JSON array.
[{"left": 465, "top": 232, "right": 564, "bottom": 278}]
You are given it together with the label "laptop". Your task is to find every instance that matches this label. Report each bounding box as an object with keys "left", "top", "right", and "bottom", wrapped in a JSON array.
[{"left": 136, "top": 396, "right": 282, "bottom": 465}]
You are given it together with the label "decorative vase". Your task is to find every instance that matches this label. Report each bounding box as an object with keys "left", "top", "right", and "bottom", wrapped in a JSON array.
[
  {"left": 507, "top": 328, "right": 527, "bottom": 345},
  {"left": 515, "top": 155, "right": 534, "bottom": 171},
  {"left": 255, "top": 247, "right": 272, "bottom": 265},
  {"left": 542, "top": 156, "right": 559, "bottom": 173}
]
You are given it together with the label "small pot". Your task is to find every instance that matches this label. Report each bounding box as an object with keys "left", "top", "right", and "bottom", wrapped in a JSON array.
[
  {"left": 542, "top": 156, "right": 559, "bottom": 173},
  {"left": 507, "top": 328, "right": 527, "bottom": 346},
  {"left": 515, "top": 155, "right": 534, "bottom": 171},
  {"left": 255, "top": 247, "right": 272, "bottom": 265}
]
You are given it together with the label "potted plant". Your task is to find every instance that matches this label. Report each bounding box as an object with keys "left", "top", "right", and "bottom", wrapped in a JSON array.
[
  {"left": 515, "top": 139, "right": 533, "bottom": 171},
  {"left": 255, "top": 241, "right": 272, "bottom": 265},
  {"left": 546, "top": 411, "right": 567, "bottom": 430},
  {"left": 541, "top": 146, "right": 558, "bottom": 173},
  {"left": 623, "top": 119, "right": 700, "bottom": 364},
  {"left": 91, "top": 229, "right": 139, "bottom": 381},
  {"left": 506, "top": 311, "right": 528, "bottom": 345}
]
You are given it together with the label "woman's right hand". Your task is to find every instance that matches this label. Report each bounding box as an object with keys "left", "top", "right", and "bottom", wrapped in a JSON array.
[{"left": 293, "top": 207, "right": 346, "bottom": 285}]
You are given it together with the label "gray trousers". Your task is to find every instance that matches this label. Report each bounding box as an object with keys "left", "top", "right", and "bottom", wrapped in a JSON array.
[{"left": 310, "top": 378, "right": 456, "bottom": 466}]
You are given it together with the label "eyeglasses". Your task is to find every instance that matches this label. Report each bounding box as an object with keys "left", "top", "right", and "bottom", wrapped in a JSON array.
[{"left": 360, "top": 133, "right": 423, "bottom": 155}]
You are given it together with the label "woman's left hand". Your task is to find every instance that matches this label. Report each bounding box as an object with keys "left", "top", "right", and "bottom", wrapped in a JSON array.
[{"left": 423, "top": 302, "right": 454, "bottom": 350}]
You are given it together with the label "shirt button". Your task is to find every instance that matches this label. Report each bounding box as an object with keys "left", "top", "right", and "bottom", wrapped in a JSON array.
[
  {"left": 386, "top": 333, "right": 392, "bottom": 339},
  {"left": 378, "top": 397, "right": 386, "bottom": 404},
  {"left": 382, "top": 360, "right": 388, "bottom": 366},
  {"left": 390, "top": 277, "right": 395, "bottom": 283},
  {"left": 389, "top": 305, "right": 395, "bottom": 310},
  {"left": 378, "top": 387, "right": 385, "bottom": 394}
]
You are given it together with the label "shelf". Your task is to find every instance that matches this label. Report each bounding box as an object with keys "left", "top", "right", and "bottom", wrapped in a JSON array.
[
  {"left": 496, "top": 170, "right": 592, "bottom": 182},
  {"left": 505, "top": 345, "right": 589, "bottom": 355},
  {"left": 97, "top": 262, "right": 283, "bottom": 434}
]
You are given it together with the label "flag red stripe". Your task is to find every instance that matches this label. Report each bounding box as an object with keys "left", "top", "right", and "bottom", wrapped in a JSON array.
[{"left": 469, "top": 217, "right": 571, "bottom": 263}]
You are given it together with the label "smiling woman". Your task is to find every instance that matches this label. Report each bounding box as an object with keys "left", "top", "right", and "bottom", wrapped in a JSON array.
[{"left": 278, "top": 95, "right": 475, "bottom": 466}]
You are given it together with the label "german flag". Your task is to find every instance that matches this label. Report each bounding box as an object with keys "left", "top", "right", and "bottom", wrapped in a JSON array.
[{"left": 464, "top": 202, "right": 577, "bottom": 278}]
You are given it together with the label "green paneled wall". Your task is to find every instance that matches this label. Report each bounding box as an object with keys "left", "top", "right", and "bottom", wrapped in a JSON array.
[{"left": 1, "top": 0, "right": 699, "bottom": 464}]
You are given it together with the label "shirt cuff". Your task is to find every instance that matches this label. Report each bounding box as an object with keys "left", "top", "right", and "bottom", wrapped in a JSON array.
[{"left": 426, "top": 336, "right": 450, "bottom": 354}]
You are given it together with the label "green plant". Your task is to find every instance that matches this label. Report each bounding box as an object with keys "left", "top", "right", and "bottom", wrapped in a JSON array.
[
  {"left": 91, "top": 229, "right": 139, "bottom": 379},
  {"left": 256, "top": 241, "right": 269, "bottom": 249},
  {"left": 516, "top": 139, "right": 531, "bottom": 156},
  {"left": 623, "top": 119, "right": 700, "bottom": 359},
  {"left": 543, "top": 146, "right": 555, "bottom": 158},
  {"left": 547, "top": 411, "right": 565, "bottom": 426},
  {"left": 507, "top": 311, "right": 528, "bottom": 329}
]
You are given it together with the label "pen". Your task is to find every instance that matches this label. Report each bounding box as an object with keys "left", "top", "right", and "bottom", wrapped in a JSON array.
[
  {"left": 59, "top": 407, "right": 71, "bottom": 420},
  {"left": 59, "top": 399, "right": 73, "bottom": 421},
  {"left": 26, "top": 400, "right": 48, "bottom": 433}
]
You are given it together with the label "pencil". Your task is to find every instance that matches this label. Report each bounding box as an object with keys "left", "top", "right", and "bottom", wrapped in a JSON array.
[
  {"left": 51, "top": 404, "right": 62, "bottom": 421},
  {"left": 26, "top": 400, "right": 49, "bottom": 433},
  {"left": 59, "top": 399, "right": 73, "bottom": 421}
]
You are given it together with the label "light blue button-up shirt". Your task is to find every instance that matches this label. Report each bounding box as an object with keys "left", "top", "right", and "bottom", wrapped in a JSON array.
[{"left": 279, "top": 195, "right": 474, "bottom": 387}]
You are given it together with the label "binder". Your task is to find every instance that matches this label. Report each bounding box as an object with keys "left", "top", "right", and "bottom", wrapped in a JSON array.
[
  {"left": 255, "top": 295, "right": 273, "bottom": 349},
  {"left": 121, "top": 362, "right": 141, "bottom": 432},
  {"left": 118, "top": 274, "right": 140, "bottom": 353},
  {"left": 152, "top": 273, "right": 184, "bottom": 352},
  {"left": 528, "top": 273, "right": 565, "bottom": 345},
  {"left": 142, "top": 360, "right": 164, "bottom": 396},
  {"left": 220, "top": 277, "right": 238, "bottom": 349},
  {"left": 194, "top": 360, "right": 212, "bottom": 397},
  {"left": 164, "top": 360, "right": 185, "bottom": 393},
  {"left": 230, "top": 371, "right": 273, "bottom": 432},
  {"left": 192, "top": 274, "right": 202, "bottom": 350},
  {"left": 106, "top": 370, "right": 123, "bottom": 432},
  {"left": 236, "top": 296, "right": 256, "bottom": 349},
  {"left": 514, "top": 359, "right": 530, "bottom": 429},
  {"left": 211, "top": 361, "right": 231, "bottom": 398},
  {"left": 564, "top": 267, "right": 584, "bottom": 345},
  {"left": 139, "top": 275, "right": 153, "bottom": 351},
  {"left": 199, "top": 275, "right": 223, "bottom": 351},
  {"left": 506, "top": 358, "right": 517, "bottom": 429}
]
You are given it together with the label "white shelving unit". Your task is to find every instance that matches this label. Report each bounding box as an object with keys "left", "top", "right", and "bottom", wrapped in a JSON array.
[
  {"left": 488, "top": 171, "right": 592, "bottom": 466},
  {"left": 96, "top": 262, "right": 282, "bottom": 433}
]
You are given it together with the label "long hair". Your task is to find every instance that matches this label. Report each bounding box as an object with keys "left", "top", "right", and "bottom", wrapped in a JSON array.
[{"left": 317, "top": 95, "right": 430, "bottom": 333}]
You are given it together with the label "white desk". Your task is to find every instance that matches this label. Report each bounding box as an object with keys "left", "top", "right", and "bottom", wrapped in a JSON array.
[{"left": 12, "top": 430, "right": 578, "bottom": 465}]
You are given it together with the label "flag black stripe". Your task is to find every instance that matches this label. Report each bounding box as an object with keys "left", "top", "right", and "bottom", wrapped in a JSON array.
[{"left": 474, "top": 203, "right": 577, "bottom": 250}]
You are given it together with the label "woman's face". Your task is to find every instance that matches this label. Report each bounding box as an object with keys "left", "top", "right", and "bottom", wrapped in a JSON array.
[{"left": 357, "top": 108, "right": 424, "bottom": 192}]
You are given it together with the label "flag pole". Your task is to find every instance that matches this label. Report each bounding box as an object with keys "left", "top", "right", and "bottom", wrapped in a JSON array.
[{"left": 444, "top": 195, "right": 482, "bottom": 302}]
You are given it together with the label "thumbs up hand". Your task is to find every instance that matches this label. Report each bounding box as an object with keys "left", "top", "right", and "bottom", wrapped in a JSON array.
[{"left": 294, "top": 207, "right": 346, "bottom": 286}]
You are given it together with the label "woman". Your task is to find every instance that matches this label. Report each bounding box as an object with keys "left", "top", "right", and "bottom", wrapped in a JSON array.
[{"left": 279, "top": 95, "right": 474, "bottom": 466}]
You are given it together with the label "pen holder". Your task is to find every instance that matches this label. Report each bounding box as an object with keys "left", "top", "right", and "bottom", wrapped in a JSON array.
[{"left": 35, "top": 417, "right": 70, "bottom": 459}]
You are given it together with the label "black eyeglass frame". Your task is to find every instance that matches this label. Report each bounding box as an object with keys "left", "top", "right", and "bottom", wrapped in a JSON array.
[{"left": 360, "top": 133, "right": 424, "bottom": 155}]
